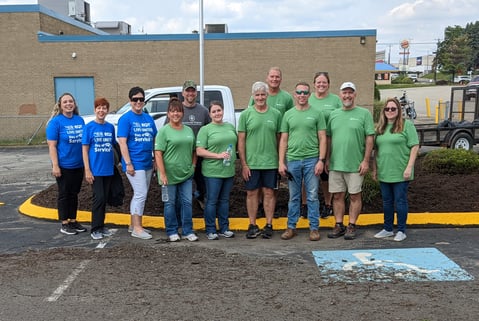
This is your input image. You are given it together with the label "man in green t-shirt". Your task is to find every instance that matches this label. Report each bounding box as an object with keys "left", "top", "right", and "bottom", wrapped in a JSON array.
[
  {"left": 326, "top": 82, "right": 375, "bottom": 240},
  {"left": 248, "top": 67, "right": 295, "bottom": 116},
  {"left": 247, "top": 67, "right": 294, "bottom": 220},
  {"left": 278, "top": 82, "right": 326, "bottom": 241},
  {"left": 238, "top": 81, "right": 281, "bottom": 239}
]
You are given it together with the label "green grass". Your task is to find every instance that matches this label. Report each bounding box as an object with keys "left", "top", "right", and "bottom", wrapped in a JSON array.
[{"left": 0, "top": 134, "right": 47, "bottom": 146}]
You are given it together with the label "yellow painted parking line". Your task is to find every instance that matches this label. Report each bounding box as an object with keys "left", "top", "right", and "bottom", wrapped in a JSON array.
[
  {"left": 0, "top": 202, "right": 5, "bottom": 206},
  {"left": 19, "top": 196, "right": 479, "bottom": 230}
]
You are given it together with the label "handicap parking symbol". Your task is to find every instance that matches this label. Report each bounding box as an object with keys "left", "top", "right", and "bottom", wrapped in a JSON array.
[{"left": 312, "top": 247, "right": 474, "bottom": 283}]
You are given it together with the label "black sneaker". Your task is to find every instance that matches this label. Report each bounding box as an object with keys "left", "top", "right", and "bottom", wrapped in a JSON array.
[
  {"left": 320, "top": 205, "right": 333, "bottom": 218},
  {"left": 246, "top": 224, "right": 261, "bottom": 239},
  {"left": 327, "top": 224, "right": 346, "bottom": 238},
  {"left": 300, "top": 204, "right": 308, "bottom": 218},
  {"left": 69, "top": 221, "right": 87, "bottom": 233},
  {"left": 60, "top": 223, "right": 77, "bottom": 235},
  {"left": 262, "top": 224, "right": 273, "bottom": 239}
]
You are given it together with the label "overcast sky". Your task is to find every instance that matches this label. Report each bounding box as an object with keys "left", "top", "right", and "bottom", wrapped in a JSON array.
[{"left": 2, "top": 0, "right": 478, "bottom": 63}]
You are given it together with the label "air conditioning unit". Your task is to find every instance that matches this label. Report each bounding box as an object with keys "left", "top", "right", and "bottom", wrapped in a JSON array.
[
  {"left": 95, "top": 21, "right": 131, "bottom": 35},
  {"left": 205, "top": 24, "right": 228, "bottom": 33}
]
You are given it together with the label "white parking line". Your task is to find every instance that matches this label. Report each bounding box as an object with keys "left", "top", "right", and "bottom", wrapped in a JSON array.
[
  {"left": 95, "top": 229, "right": 118, "bottom": 249},
  {"left": 45, "top": 229, "right": 118, "bottom": 301},
  {"left": 0, "top": 227, "right": 32, "bottom": 231},
  {"left": 45, "top": 259, "right": 91, "bottom": 302}
]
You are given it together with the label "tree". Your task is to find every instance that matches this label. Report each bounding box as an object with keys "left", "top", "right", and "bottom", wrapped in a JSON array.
[
  {"left": 465, "top": 21, "right": 479, "bottom": 71},
  {"left": 435, "top": 24, "right": 475, "bottom": 79}
]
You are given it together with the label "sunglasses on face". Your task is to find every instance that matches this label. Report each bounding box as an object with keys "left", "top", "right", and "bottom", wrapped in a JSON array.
[
  {"left": 131, "top": 97, "right": 145, "bottom": 102},
  {"left": 295, "top": 90, "right": 310, "bottom": 95},
  {"left": 384, "top": 107, "right": 398, "bottom": 112}
]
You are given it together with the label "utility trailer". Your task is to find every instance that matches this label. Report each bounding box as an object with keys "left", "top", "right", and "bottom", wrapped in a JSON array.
[{"left": 416, "top": 86, "right": 479, "bottom": 150}]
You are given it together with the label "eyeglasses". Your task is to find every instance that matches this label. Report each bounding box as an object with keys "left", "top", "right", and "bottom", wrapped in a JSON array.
[
  {"left": 295, "top": 90, "right": 310, "bottom": 95},
  {"left": 384, "top": 107, "right": 398, "bottom": 112},
  {"left": 130, "top": 97, "right": 145, "bottom": 102}
]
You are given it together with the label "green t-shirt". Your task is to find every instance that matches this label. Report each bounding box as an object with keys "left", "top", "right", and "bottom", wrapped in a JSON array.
[
  {"left": 238, "top": 106, "right": 281, "bottom": 169},
  {"left": 154, "top": 124, "right": 195, "bottom": 185},
  {"left": 327, "top": 106, "right": 375, "bottom": 172},
  {"left": 248, "top": 89, "right": 294, "bottom": 116},
  {"left": 280, "top": 106, "right": 326, "bottom": 161},
  {"left": 308, "top": 93, "right": 342, "bottom": 123},
  {"left": 375, "top": 120, "right": 419, "bottom": 182},
  {"left": 196, "top": 122, "right": 237, "bottom": 178}
]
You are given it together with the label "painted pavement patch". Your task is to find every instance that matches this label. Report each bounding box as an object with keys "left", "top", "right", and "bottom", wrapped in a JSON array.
[{"left": 312, "top": 247, "right": 474, "bottom": 283}]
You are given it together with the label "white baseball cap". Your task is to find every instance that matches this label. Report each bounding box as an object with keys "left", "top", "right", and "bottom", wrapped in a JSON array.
[{"left": 340, "top": 82, "right": 356, "bottom": 91}]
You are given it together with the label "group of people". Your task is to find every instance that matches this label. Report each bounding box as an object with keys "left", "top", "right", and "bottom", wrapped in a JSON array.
[{"left": 46, "top": 66, "right": 419, "bottom": 243}]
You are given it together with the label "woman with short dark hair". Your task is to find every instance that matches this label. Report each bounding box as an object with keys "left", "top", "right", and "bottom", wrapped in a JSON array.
[{"left": 118, "top": 87, "right": 158, "bottom": 240}]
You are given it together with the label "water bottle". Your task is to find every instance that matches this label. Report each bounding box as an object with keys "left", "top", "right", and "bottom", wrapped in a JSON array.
[
  {"left": 223, "top": 144, "right": 233, "bottom": 167},
  {"left": 161, "top": 185, "right": 169, "bottom": 202}
]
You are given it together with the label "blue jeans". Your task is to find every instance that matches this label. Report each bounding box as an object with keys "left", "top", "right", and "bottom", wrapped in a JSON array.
[
  {"left": 379, "top": 181, "right": 409, "bottom": 233},
  {"left": 204, "top": 176, "right": 234, "bottom": 234},
  {"left": 163, "top": 177, "right": 193, "bottom": 236},
  {"left": 286, "top": 157, "right": 320, "bottom": 230}
]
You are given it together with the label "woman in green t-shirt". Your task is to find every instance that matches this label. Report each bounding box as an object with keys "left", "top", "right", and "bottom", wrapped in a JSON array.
[
  {"left": 372, "top": 98, "right": 419, "bottom": 242},
  {"left": 308, "top": 71, "right": 342, "bottom": 219},
  {"left": 196, "top": 101, "right": 237, "bottom": 240},
  {"left": 155, "top": 98, "right": 198, "bottom": 242}
]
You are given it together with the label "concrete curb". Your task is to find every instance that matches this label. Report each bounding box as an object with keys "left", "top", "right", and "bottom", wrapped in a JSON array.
[{"left": 19, "top": 196, "right": 479, "bottom": 230}]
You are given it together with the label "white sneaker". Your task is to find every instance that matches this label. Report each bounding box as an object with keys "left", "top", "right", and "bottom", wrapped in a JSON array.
[
  {"left": 374, "top": 229, "right": 394, "bottom": 238},
  {"left": 131, "top": 230, "right": 152, "bottom": 240},
  {"left": 168, "top": 234, "right": 181, "bottom": 242},
  {"left": 182, "top": 233, "right": 199, "bottom": 242},
  {"left": 206, "top": 233, "right": 219, "bottom": 240},
  {"left": 219, "top": 230, "right": 235, "bottom": 238},
  {"left": 394, "top": 231, "right": 407, "bottom": 242},
  {"left": 128, "top": 226, "right": 151, "bottom": 234}
]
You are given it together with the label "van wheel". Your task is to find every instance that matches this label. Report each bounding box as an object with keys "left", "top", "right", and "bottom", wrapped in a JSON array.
[{"left": 451, "top": 133, "right": 473, "bottom": 150}]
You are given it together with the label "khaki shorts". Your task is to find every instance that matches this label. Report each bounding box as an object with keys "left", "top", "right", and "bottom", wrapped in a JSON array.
[{"left": 328, "top": 171, "right": 364, "bottom": 194}]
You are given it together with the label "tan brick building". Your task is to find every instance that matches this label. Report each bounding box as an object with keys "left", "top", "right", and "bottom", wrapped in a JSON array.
[{"left": 0, "top": 5, "right": 376, "bottom": 140}]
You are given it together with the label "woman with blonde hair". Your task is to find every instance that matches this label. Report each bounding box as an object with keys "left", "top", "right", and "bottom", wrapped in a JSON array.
[{"left": 46, "top": 93, "right": 87, "bottom": 235}]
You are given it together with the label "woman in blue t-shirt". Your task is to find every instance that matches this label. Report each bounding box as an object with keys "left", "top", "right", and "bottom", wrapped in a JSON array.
[
  {"left": 82, "top": 97, "right": 116, "bottom": 240},
  {"left": 46, "top": 93, "right": 87, "bottom": 235},
  {"left": 118, "top": 87, "right": 158, "bottom": 240}
]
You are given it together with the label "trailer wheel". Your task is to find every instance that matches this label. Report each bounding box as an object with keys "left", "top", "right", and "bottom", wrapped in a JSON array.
[{"left": 451, "top": 133, "right": 473, "bottom": 150}]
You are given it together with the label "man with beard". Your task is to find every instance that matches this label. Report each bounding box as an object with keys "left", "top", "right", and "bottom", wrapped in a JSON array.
[{"left": 325, "top": 82, "right": 375, "bottom": 240}]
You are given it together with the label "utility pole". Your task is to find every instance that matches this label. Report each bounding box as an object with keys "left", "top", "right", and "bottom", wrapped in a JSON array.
[
  {"left": 433, "top": 38, "right": 440, "bottom": 83},
  {"left": 199, "top": 0, "right": 204, "bottom": 105}
]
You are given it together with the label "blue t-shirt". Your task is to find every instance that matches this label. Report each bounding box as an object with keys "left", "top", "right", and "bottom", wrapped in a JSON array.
[
  {"left": 82, "top": 121, "right": 116, "bottom": 176},
  {"left": 117, "top": 110, "right": 158, "bottom": 171},
  {"left": 46, "top": 114, "right": 84, "bottom": 169}
]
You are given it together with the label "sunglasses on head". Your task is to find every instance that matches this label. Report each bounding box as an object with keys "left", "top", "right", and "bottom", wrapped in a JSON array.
[
  {"left": 384, "top": 107, "right": 397, "bottom": 112},
  {"left": 131, "top": 97, "right": 145, "bottom": 102},
  {"left": 295, "top": 90, "right": 310, "bottom": 95},
  {"left": 315, "top": 71, "right": 329, "bottom": 76}
]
